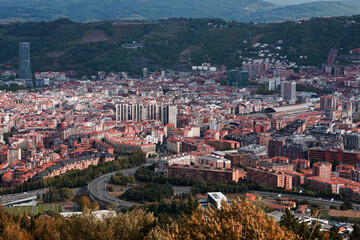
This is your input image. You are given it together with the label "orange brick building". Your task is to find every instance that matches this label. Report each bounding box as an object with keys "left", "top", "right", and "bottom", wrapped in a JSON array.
[
  {"left": 246, "top": 167, "right": 293, "bottom": 190},
  {"left": 309, "top": 148, "right": 360, "bottom": 164},
  {"left": 313, "top": 162, "right": 332, "bottom": 179},
  {"left": 167, "top": 164, "right": 245, "bottom": 183}
]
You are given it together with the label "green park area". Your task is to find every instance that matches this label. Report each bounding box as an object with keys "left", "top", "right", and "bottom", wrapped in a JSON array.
[{"left": 3, "top": 204, "right": 64, "bottom": 215}]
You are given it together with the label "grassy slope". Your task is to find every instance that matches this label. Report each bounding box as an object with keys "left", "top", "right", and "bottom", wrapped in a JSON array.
[{"left": 3, "top": 204, "right": 63, "bottom": 215}]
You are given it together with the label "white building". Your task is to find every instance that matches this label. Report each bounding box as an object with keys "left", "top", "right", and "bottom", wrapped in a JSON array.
[{"left": 116, "top": 103, "right": 177, "bottom": 127}]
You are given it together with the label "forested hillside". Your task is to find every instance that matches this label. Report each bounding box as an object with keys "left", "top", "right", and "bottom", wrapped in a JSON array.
[{"left": 1, "top": 16, "right": 360, "bottom": 75}]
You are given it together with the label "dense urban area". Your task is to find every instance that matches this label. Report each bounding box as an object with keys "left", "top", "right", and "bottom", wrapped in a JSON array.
[{"left": 3, "top": 15, "right": 360, "bottom": 239}]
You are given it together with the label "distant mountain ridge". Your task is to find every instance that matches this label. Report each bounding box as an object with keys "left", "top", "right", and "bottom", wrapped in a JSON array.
[
  {"left": 0, "top": 0, "right": 360, "bottom": 23},
  {"left": 252, "top": 1, "right": 360, "bottom": 22},
  {"left": 264, "top": 0, "right": 348, "bottom": 6}
]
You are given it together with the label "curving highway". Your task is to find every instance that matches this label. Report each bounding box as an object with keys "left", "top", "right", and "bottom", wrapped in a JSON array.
[{"left": 88, "top": 166, "right": 142, "bottom": 207}]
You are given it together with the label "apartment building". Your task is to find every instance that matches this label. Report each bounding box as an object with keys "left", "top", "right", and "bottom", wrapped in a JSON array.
[
  {"left": 309, "top": 148, "right": 360, "bottom": 164},
  {"left": 167, "top": 164, "right": 245, "bottom": 183},
  {"left": 312, "top": 162, "right": 332, "bottom": 180},
  {"left": 246, "top": 167, "right": 293, "bottom": 190},
  {"left": 115, "top": 103, "right": 177, "bottom": 127}
]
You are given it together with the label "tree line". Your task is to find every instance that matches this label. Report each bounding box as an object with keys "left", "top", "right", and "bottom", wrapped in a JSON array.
[
  {"left": 0, "top": 198, "right": 298, "bottom": 240},
  {"left": 122, "top": 182, "right": 174, "bottom": 202},
  {"left": 42, "top": 187, "right": 74, "bottom": 203},
  {"left": 110, "top": 172, "right": 135, "bottom": 186}
]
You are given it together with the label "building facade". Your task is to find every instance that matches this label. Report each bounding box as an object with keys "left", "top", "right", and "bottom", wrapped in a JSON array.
[
  {"left": 312, "top": 162, "right": 332, "bottom": 180},
  {"left": 246, "top": 167, "right": 293, "bottom": 190},
  {"left": 309, "top": 148, "right": 360, "bottom": 164},
  {"left": 226, "top": 70, "right": 249, "bottom": 88},
  {"left": 280, "top": 81, "right": 296, "bottom": 103},
  {"left": 167, "top": 164, "right": 244, "bottom": 183},
  {"left": 344, "top": 133, "right": 360, "bottom": 149},
  {"left": 116, "top": 103, "right": 177, "bottom": 127},
  {"left": 19, "top": 42, "right": 31, "bottom": 81}
]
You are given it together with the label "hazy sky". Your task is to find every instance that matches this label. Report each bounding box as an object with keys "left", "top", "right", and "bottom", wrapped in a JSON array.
[{"left": 264, "top": 0, "right": 341, "bottom": 6}]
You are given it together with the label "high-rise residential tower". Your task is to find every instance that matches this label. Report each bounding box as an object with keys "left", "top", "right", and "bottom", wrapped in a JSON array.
[
  {"left": 143, "top": 68, "right": 148, "bottom": 79},
  {"left": 320, "top": 96, "right": 336, "bottom": 110},
  {"left": 115, "top": 103, "right": 177, "bottom": 127},
  {"left": 19, "top": 42, "right": 31, "bottom": 80},
  {"left": 280, "top": 81, "right": 296, "bottom": 103}
]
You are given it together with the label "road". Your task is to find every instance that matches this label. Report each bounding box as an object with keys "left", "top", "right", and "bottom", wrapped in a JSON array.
[
  {"left": 1, "top": 189, "right": 46, "bottom": 204},
  {"left": 1, "top": 165, "right": 144, "bottom": 207},
  {"left": 0, "top": 187, "right": 86, "bottom": 204},
  {"left": 88, "top": 166, "right": 142, "bottom": 207},
  {"left": 251, "top": 191, "right": 360, "bottom": 209}
]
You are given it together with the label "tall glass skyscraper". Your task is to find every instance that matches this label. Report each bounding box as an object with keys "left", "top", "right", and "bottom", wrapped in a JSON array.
[
  {"left": 19, "top": 42, "right": 31, "bottom": 80},
  {"left": 226, "top": 70, "right": 249, "bottom": 88}
]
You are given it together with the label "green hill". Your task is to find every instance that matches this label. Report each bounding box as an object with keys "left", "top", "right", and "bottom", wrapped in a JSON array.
[
  {"left": 0, "top": 0, "right": 360, "bottom": 23},
  {"left": 1, "top": 16, "right": 360, "bottom": 75}
]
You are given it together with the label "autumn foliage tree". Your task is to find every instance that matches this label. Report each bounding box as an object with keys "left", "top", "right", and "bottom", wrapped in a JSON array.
[
  {"left": 0, "top": 197, "right": 321, "bottom": 240},
  {"left": 79, "top": 196, "right": 99, "bottom": 211},
  {"left": 148, "top": 198, "right": 299, "bottom": 240}
]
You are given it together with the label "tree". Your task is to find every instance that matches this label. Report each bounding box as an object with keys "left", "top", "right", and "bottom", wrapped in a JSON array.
[
  {"left": 156, "top": 213, "right": 173, "bottom": 228},
  {"left": 0, "top": 197, "right": 310, "bottom": 239},
  {"left": 110, "top": 172, "right": 135, "bottom": 185},
  {"left": 309, "top": 222, "right": 326, "bottom": 240},
  {"left": 332, "top": 159, "right": 340, "bottom": 171},
  {"left": 351, "top": 221, "right": 360, "bottom": 240},
  {"left": 280, "top": 209, "right": 300, "bottom": 233},
  {"left": 150, "top": 198, "right": 299, "bottom": 240},
  {"left": 42, "top": 188, "right": 74, "bottom": 203},
  {"left": 310, "top": 158, "right": 322, "bottom": 167},
  {"left": 107, "top": 185, "right": 114, "bottom": 192},
  {"left": 60, "top": 188, "right": 74, "bottom": 200},
  {"left": 280, "top": 208, "right": 325, "bottom": 240},
  {"left": 0, "top": 218, "right": 32, "bottom": 240},
  {"left": 3, "top": 132, "right": 12, "bottom": 145},
  {"left": 329, "top": 225, "right": 342, "bottom": 240},
  {"left": 340, "top": 199, "right": 353, "bottom": 210},
  {"left": 122, "top": 183, "right": 173, "bottom": 202},
  {"left": 91, "top": 201, "right": 100, "bottom": 211},
  {"left": 79, "top": 196, "right": 91, "bottom": 211}
]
